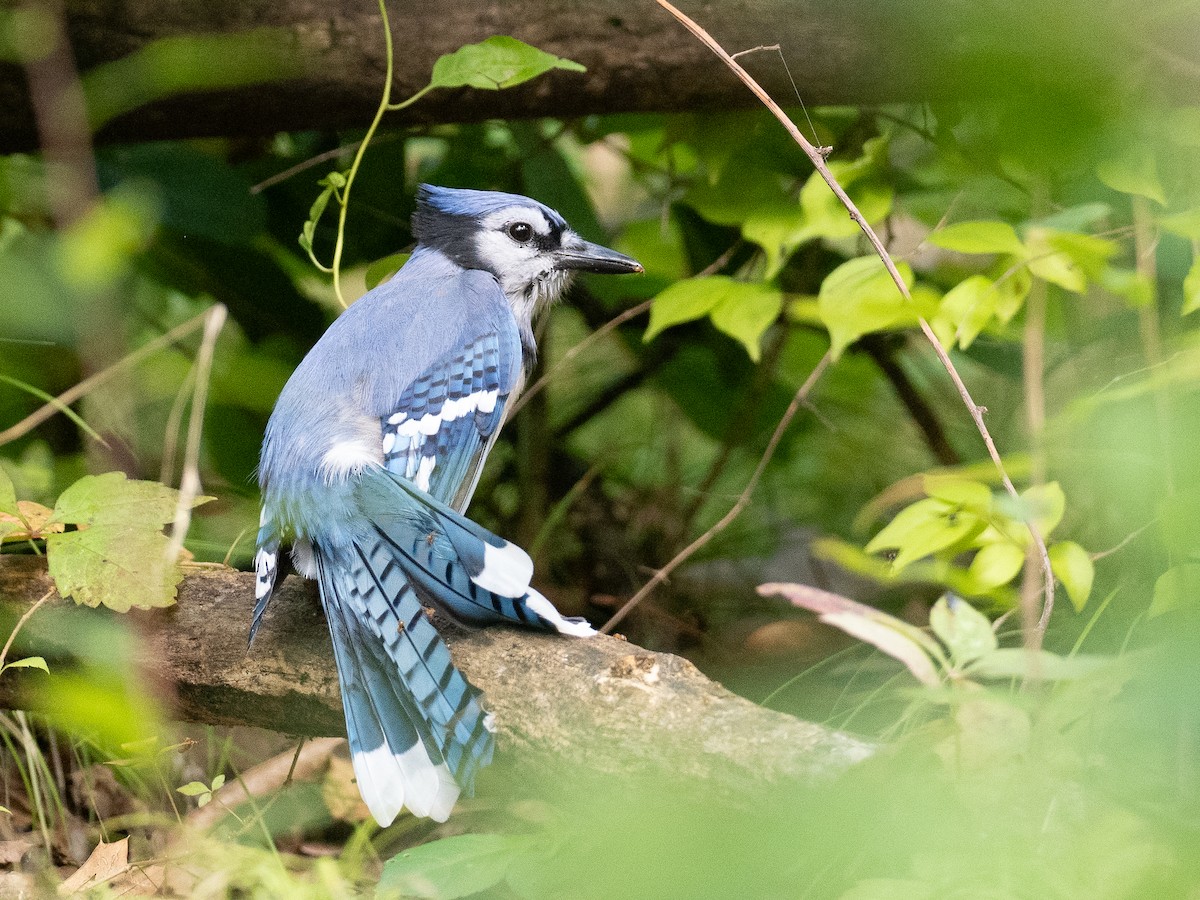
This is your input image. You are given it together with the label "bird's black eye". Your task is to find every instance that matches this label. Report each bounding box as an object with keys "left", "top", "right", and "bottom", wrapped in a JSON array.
[{"left": 507, "top": 222, "right": 533, "bottom": 243}]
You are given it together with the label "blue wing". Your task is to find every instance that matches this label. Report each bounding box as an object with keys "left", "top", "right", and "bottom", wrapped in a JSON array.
[{"left": 381, "top": 329, "right": 518, "bottom": 513}]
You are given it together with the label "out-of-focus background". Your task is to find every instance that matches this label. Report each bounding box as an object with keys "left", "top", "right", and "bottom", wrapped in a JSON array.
[{"left": 2, "top": 0, "right": 1200, "bottom": 895}]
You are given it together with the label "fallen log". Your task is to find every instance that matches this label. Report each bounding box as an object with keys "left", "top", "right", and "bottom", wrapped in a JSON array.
[{"left": 0, "top": 555, "right": 871, "bottom": 789}]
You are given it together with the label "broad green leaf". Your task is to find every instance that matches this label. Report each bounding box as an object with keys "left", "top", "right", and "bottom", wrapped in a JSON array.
[
  {"left": 937, "top": 275, "right": 998, "bottom": 349},
  {"left": 927, "top": 221, "right": 1025, "bottom": 256},
  {"left": 866, "top": 498, "right": 948, "bottom": 553},
  {"left": 967, "top": 648, "right": 1106, "bottom": 680},
  {"left": 1, "top": 656, "right": 48, "bottom": 674},
  {"left": 967, "top": 541, "right": 1025, "bottom": 591},
  {"left": 211, "top": 774, "right": 225, "bottom": 790},
  {"left": 867, "top": 498, "right": 985, "bottom": 572},
  {"left": 797, "top": 161, "right": 893, "bottom": 243},
  {"left": 992, "top": 265, "right": 1032, "bottom": 324},
  {"left": 0, "top": 468, "right": 17, "bottom": 517},
  {"left": 1150, "top": 564, "right": 1200, "bottom": 616},
  {"left": 50, "top": 472, "right": 209, "bottom": 528},
  {"left": 1097, "top": 148, "right": 1166, "bottom": 204},
  {"left": 430, "top": 36, "right": 584, "bottom": 91},
  {"left": 1049, "top": 541, "right": 1094, "bottom": 612},
  {"left": 47, "top": 526, "right": 182, "bottom": 611},
  {"left": 379, "top": 833, "right": 535, "bottom": 899},
  {"left": 708, "top": 282, "right": 784, "bottom": 361},
  {"left": 1160, "top": 207, "right": 1200, "bottom": 241},
  {"left": 1021, "top": 482, "right": 1066, "bottom": 535},
  {"left": 1100, "top": 267, "right": 1154, "bottom": 309},
  {"left": 644, "top": 276, "right": 735, "bottom": 342},
  {"left": 299, "top": 179, "right": 338, "bottom": 254},
  {"left": 176, "top": 781, "right": 210, "bottom": 797},
  {"left": 929, "top": 595, "right": 997, "bottom": 666},
  {"left": 1025, "top": 228, "right": 1116, "bottom": 294},
  {"left": 923, "top": 475, "right": 992, "bottom": 513},
  {"left": 817, "top": 256, "right": 915, "bottom": 358},
  {"left": 1183, "top": 257, "right": 1200, "bottom": 316},
  {"left": 364, "top": 252, "right": 409, "bottom": 290}
]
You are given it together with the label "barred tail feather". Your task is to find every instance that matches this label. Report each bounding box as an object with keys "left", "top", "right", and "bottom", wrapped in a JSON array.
[
  {"left": 313, "top": 534, "right": 495, "bottom": 825},
  {"left": 357, "top": 470, "right": 597, "bottom": 636},
  {"left": 319, "top": 556, "right": 459, "bottom": 823}
]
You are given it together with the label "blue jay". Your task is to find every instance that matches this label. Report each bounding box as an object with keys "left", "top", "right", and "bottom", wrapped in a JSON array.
[{"left": 250, "top": 185, "right": 642, "bottom": 825}]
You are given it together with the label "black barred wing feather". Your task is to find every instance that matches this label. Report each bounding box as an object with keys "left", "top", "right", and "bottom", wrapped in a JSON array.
[{"left": 382, "top": 331, "right": 514, "bottom": 512}]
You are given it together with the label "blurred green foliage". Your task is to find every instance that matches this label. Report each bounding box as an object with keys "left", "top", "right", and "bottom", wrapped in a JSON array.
[{"left": 3, "top": 7, "right": 1200, "bottom": 896}]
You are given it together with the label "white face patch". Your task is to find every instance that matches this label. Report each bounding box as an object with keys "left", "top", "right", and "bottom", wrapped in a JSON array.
[{"left": 473, "top": 207, "right": 576, "bottom": 312}]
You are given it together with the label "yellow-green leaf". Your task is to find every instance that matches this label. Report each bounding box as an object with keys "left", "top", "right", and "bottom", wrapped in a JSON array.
[
  {"left": 1049, "top": 540, "right": 1094, "bottom": 612},
  {"left": 967, "top": 541, "right": 1025, "bottom": 591},
  {"left": 923, "top": 475, "right": 992, "bottom": 513},
  {"left": 818, "top": 256, "right": 915, "bottom": 358},
  {"left": 1097, "top": 148, "right": 1166, "bottom": 205},
  {"left": 50, "top": 472, "right": 209, "bottom": 528},
  {"left": 47, "top": 526, "right": 182, "bottom": 612},
  {"left": 644, "top": 276, "right": 733, "bottom": 342},
  {"left": 927, "top": 221, "right": 1025, "bottom": 256},
  {"left": 937, "top": 275, "right": 999, "bottom": 349},
  {"left": 708, "top": 282, "right": 784, "bottom": 361}
]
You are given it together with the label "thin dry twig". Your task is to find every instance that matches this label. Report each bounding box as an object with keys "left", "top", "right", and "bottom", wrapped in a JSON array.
[
  {"left": 653, "top": 0, "right": 1057, "bottom": 638},
  {"left": 0, "top": 309, "right": 214, "bottom": 448},
  {"left": 166, "top": 305, "right": 227, "bottom": 562},
  {"left": 602, "top": 352, "right": 831, "bottom": 633},
  {"left": 0, "top": 589, "right": 53, "bottom": 674}
]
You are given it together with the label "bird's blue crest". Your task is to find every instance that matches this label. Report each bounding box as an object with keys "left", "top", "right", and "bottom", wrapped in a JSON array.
[{"left": 415, "top": 184, "right": 567, "bottom": 230}]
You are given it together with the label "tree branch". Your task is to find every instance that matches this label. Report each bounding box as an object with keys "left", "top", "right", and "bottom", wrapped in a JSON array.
[{"left": 0, "top": 557, "right": 871, "bottom": 788}]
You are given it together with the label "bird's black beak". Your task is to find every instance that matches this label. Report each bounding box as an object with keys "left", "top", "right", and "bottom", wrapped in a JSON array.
[{"left": 556, "top": 240, "right": 644, "bottom": 275}]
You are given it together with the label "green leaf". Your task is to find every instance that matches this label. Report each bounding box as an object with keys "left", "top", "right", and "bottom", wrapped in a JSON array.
[
  {"left": 1024, "top": 228, "right": 1116, "bottom": 295},
  {"left": 929, "top": 595, "right": 997, "bottom": 666},
  {"left": 176, "top": 781, "right": 210, "bottom": 797},
  {"left": 1048, "top": 541, "right": 1094, "bottom": 612},
  {"left": 1183, "top": 257, "right": 1200, "bottom": 316},
  {"left": 0, "top": 468, "right": 17, "bottom": 518},
  {"left": 379, "top": 833, "right": 535, "bottom": 899},
  {"left": 1150, "top": 564, "right": 1200, "bottom": 616},
  {"left": 866, "top": 498, "right": 985, "bottom": 572},
  {"left": 50, "top": 472, "right": 208, "bottom": 528},
  {"left": 644, "top": 276, "right": 736, "bottom": 342},
  {"left": 430, "top": 36, "right": 584, "bottom": 92},
  {"left": 364, "top": 252, "right": 409, "bottom": 290},
  {"left": 1021, "top": 482, "right": 1066, "bottom": 536},
  {"left": 299, "top": 179, "right": 338, "bottom": 254},
  {"left": 1097, "top": 147, "right": 1166, "bottom": 204},
  {"left": 708, "top": 282, "right": 784, "bottom": 361},
  {"left": 923, "top": 475, "right": 992, "bottom": 513},
  {"left": 1, "top": 656, "right": 48, "bottom": 674},
  {"left": 966, "top": 648, "right": 1106, "bottom": 681},
  {"left": 210, "top": 773, "right": 225, "bottom": 791},
  {"left": 936, "top": 275, "right": 998, "bottom": 349},
  {"left": 1159, "top": 207, "right": 1200, "bottom": 241},
  {"left": 966, "top": 541, "right": 1025, "bottom": 591},
  {"left": 47, "top": 526, "right": 182, "bottom": 612},
  {"left": 927, "top": 221, "right": 1025, "bottom": 256},
  {"left": 817, "top": 256, "right": 916, "bottom": 358}
]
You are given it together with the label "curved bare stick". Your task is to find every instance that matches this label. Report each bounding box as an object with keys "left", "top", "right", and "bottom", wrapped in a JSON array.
[
  {"left": 654, "top": 0, "right": 1056, "bottom": 640},
  {"left": 602, "top": 352, "right": 830, "bottom": 633}
]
